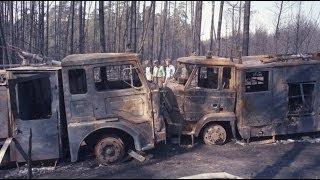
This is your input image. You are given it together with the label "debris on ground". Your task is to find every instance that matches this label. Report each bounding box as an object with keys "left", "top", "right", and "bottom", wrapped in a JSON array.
[{"left": 178, "top": 172, "right": 243, "bottom": 179}]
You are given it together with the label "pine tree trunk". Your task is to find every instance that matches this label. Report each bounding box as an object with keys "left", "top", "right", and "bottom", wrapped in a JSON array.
[
  {"left": 210, "top": 1, "right": 216, "bottom": 51},
  {"left": 158, "top": 1, "right": 168, "bottom": 61},
  {"left": 79, "top": 1, "right": 85, "bottom": 53},
  {"left": 70, "top": 1, "right": 75, "bottom": 54},
  {"left": 217, "top": 1, "right": 224, "bottom": 56},
  {"left": 242, "top": 1, "right": 250, "bottom": 56},
  {"left": 99, "top": 1, "right": 106, "bottom": 52}
]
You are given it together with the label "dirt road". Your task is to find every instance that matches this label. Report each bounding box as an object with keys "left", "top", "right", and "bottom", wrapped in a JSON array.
[{"left": 1, "top": 136, "right": 320, "bottom": 179}]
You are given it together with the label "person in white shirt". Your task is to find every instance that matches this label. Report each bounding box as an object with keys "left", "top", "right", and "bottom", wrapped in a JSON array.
[
  {"left": 144, "top": 60, "right": 152, "bottom": 82},
  {"left": 164, "top": 58, "right": 176, "bottom": 86}
]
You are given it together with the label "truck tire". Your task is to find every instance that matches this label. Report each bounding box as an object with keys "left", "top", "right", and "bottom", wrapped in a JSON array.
[
  {"left": 203, "top": 124, "right": 227, "bottom": 145},
  {"left": 94, "top": 135, "right": 125, "bottom": 164}
]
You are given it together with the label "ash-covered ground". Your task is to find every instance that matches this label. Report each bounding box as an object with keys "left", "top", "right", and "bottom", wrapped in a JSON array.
[{"left": 1, "top": 134, "right": 320, "bottom": 179}]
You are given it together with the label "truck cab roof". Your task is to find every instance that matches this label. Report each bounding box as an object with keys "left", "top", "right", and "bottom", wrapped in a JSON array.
[
  {"left": 61, "top": 53, "right": 140, "bottom": 67},
  {"left": 177, "top": 52, "right": 320, "bottom": 70}
]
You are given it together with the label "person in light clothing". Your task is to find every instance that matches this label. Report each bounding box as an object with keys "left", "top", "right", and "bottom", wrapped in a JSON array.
[
  {"left": 164, "top": 58, "right": 176, "bottom": 86},
  {"left": 153, "top": 60, "right": 165, "bottom": 87},
  {"left": 144, "top": 60, "right": 152, "bottom": 82}
]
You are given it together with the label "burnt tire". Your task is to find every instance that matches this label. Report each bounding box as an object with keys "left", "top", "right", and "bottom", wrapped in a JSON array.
[
  {"left": 203, "top": 124, "right": 227, "bottom": 146},
  {"left": 94, "top": 135, "right": 125, "bottom": 165}
]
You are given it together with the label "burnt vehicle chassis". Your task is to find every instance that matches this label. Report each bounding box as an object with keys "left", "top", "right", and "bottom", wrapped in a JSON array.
[
  {"left": 0, "top": 53, "right": 166, "bottom": 166},
  {"left": 162, "top": 52, "right": 320, "bottom": 145}
]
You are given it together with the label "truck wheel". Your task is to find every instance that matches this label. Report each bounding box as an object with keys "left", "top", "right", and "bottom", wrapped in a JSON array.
[
  {"left": 94, "top": 135, "right": 125, "bottom": 164},
  {"left": 203, "top": 124, "right": 227, "bottom": 145}
]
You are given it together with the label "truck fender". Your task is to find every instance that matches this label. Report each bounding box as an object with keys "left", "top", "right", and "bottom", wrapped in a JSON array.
[
  {"left": 68, "top": 122, "right": 150, "bottom": 162},
  {"left": 194, "top": 112, "right": 237, "bottom": 138}
]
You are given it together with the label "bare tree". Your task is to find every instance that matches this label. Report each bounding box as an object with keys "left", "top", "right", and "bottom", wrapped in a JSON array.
[
  {"left": 242, "top": 1, "right": 250, "bottom": 56},
  {"left": 294, "top": 1, "right": 302, "bottom": 54},
  {"left": 274, "top": 1, "right": 283, "bottom": 54},
  {"left": 158, "top": 1, "right": 168, "bottom": 61},
  {"left": 79, "top": 1, "right": 85, "bottom": 53},
  {"left": 210, "top": 1, "right": 216, "bottom": 51},
  {"left": 217, "top": 1, "right": 224, "bottom": 56},
  {"left": 99, "top": 1, "right": 106, "bottom": 52}
]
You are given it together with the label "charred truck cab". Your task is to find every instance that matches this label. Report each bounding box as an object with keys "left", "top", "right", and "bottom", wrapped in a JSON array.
[
  {"left": 0, "top": 53, "right": 166, "bottom": 166},
  {"left": 61, "top": 53, "right": 165, "bottom": 164},
  {"left": 162, "top": 52, "right": 320, "bottom": 145}
]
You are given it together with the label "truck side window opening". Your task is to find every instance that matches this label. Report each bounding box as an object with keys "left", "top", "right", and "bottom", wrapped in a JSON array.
[
  {"left": 197, "top": 67, "right": 219, "bottom": 89},
  {"left": 17, "top": 76, "right": 52, "bottom": 120},
  {"left": 68, "top": 69, "right": 87, "bottom": 94},
  {"left": 245, "top": 71, "right": 269, "bottom": 92},
  {"left": 222, "top": 67, "right": 231, "bottom": 89},
  {"left": 94, "top": 65, "right": 142, "bottom": 91},
  {"left": 174, "top": 63, "right": 194, "bottom": 85},
  {"left": 288, "top": 82, "right": 315, "bottom": 115}
]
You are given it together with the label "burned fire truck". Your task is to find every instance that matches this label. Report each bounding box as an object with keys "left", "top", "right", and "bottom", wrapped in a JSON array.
[
  {"left": 162, "top": 52, "right": 320, "bottom": 146},
  {"left": 0, "top": 53, "right": 166, "bottom": 165}
]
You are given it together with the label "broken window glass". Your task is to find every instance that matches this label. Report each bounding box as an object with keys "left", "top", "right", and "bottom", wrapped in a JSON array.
[
  {"left": 288, "top": 82, "right": 315, "bottom": 115},
  {"left": 94, "top": 64, "right": 142, "bottom": 91},
  {"left": 245, "top": 71, "right": 269, "bottom": 92},
  {"left": 68, "top": 69, "right": 87, "bottom": 94},
  {"left": 197, "top": 66, "right": 219, "bottom": 89},
  {"left": 222, "top": 67, "right": 231, "bottom": 89}
]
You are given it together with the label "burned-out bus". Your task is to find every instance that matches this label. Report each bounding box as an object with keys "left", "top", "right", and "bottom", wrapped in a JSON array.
[
  {"left": 162, "top": 52, "right": 320, "bottom": 145},
  {"left": 0, "top": 53, "right": 166, "bottom": 165}
]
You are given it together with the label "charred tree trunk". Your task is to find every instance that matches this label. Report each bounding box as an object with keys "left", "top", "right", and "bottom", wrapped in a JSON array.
[
  {"left": 217, "top": 1, "right": 224, "bottom": 56},
  {"left": 29, "top": 1, "right": 35, "bottom": 53},
  {"left": 45, "top": 1, "right": 49, "bottom": 55},
  {"left": 158, "top": 1, "right": 168, "bottom": 61},
  {"left": 149, "top": 1, "right": 155, "bottom": 61},
  {"left": 39, "top": 1, "right": 45, "bottom": 55},
  {"left": 99, "top": 1, "right": 106, "bottom": 52},
  {"left": 210, "top": 1, "right": 216, "bottom": 51},
  {"left": 79, "top": 1, "right": 85, "bottom": 53},
  {"left": 274, "top": 1, "right": 283, "bottom": 54},
  {"left": 242, "top": 1, "right": 250, "bottom": 56},
  {"left": 0, "top": 2, "right": 9, "bottom": 65},
  {"left": 70, "top": 1, "right": 75, "bottom": 54}
]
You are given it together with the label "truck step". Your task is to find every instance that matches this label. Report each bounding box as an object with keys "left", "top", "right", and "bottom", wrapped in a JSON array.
[{"left": 128, "top": 150, "right": 147, "bottom": 162}]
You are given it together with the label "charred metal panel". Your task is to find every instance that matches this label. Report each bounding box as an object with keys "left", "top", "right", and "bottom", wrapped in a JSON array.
[
  {"left": 71, "top": 100, "right": 93, "bottom": 117},
  {"left": 219, "top": 91, "right": 236, "bottom": 112},
  {"left": 61, "top": 56, "right": 160, "bottom": 162},
  {"left": 67, "top": 118, "right": 154, "bottom": 162},
  {"left": 0, "top": 85, "right": 9, "bottom": 139},
  {"left": 8, "top": 70, "right": 61, "bottom": 162},
  {"left": 242, "top": 69, "right": 273, "bottom": 126},
  {"left": 272, "top": 67, "right": 287, "bottom": 124},
  {"left": 285, "top": 65, "right": 319, "bottom": 83},
  {"left": 184, "top": 90, "right": 220, "bottom": 121}
]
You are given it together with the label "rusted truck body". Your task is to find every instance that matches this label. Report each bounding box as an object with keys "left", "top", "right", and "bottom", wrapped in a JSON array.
[
  {"left": 162, "top": 53, "right": 320, "bottom": 145},
  {"left": 0, "top": 53, "right": 166, "bottom": 165}
]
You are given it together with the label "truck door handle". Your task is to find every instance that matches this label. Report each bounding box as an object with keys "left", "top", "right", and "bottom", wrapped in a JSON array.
[{"left": 212, "top": 104, "right": 219, "bottom": 110}]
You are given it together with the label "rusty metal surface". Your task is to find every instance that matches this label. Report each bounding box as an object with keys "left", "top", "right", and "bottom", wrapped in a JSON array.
[
  {"left": 61, "top": 53, "right": 140, "bottom": 67},
  {"left": 7, "top": 70, "right": 62, "bottom": 162},
  {"left": 0, "top": 85, "right": 9, "bottom": 139},
  {"left": 61, "top": 55, "right": 165, "bottom": 162},
  {"left": 163, "top": 52, "right": 320, "bottom": 142}
]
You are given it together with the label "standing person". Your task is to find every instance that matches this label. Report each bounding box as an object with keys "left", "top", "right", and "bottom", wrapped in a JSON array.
[
  {"left": 164, "top": 58, "right": 176, "bottom": 86},
  {"left": 144, "top": 60, "right": 152, "bottom": 82},
  {"left": 153, "top": 60, "right": 165, "bottom": 87}
]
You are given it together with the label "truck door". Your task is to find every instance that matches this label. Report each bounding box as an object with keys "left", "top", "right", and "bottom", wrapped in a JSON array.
[
  {"left": 242, "top": 69, "right": 273, "bottom": 126},
  {"left": 8, "top": 71, "right": 61, "bottom": 162},
  {"left": 184, "top": 66, "right": 221, "bottom": 121}
]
